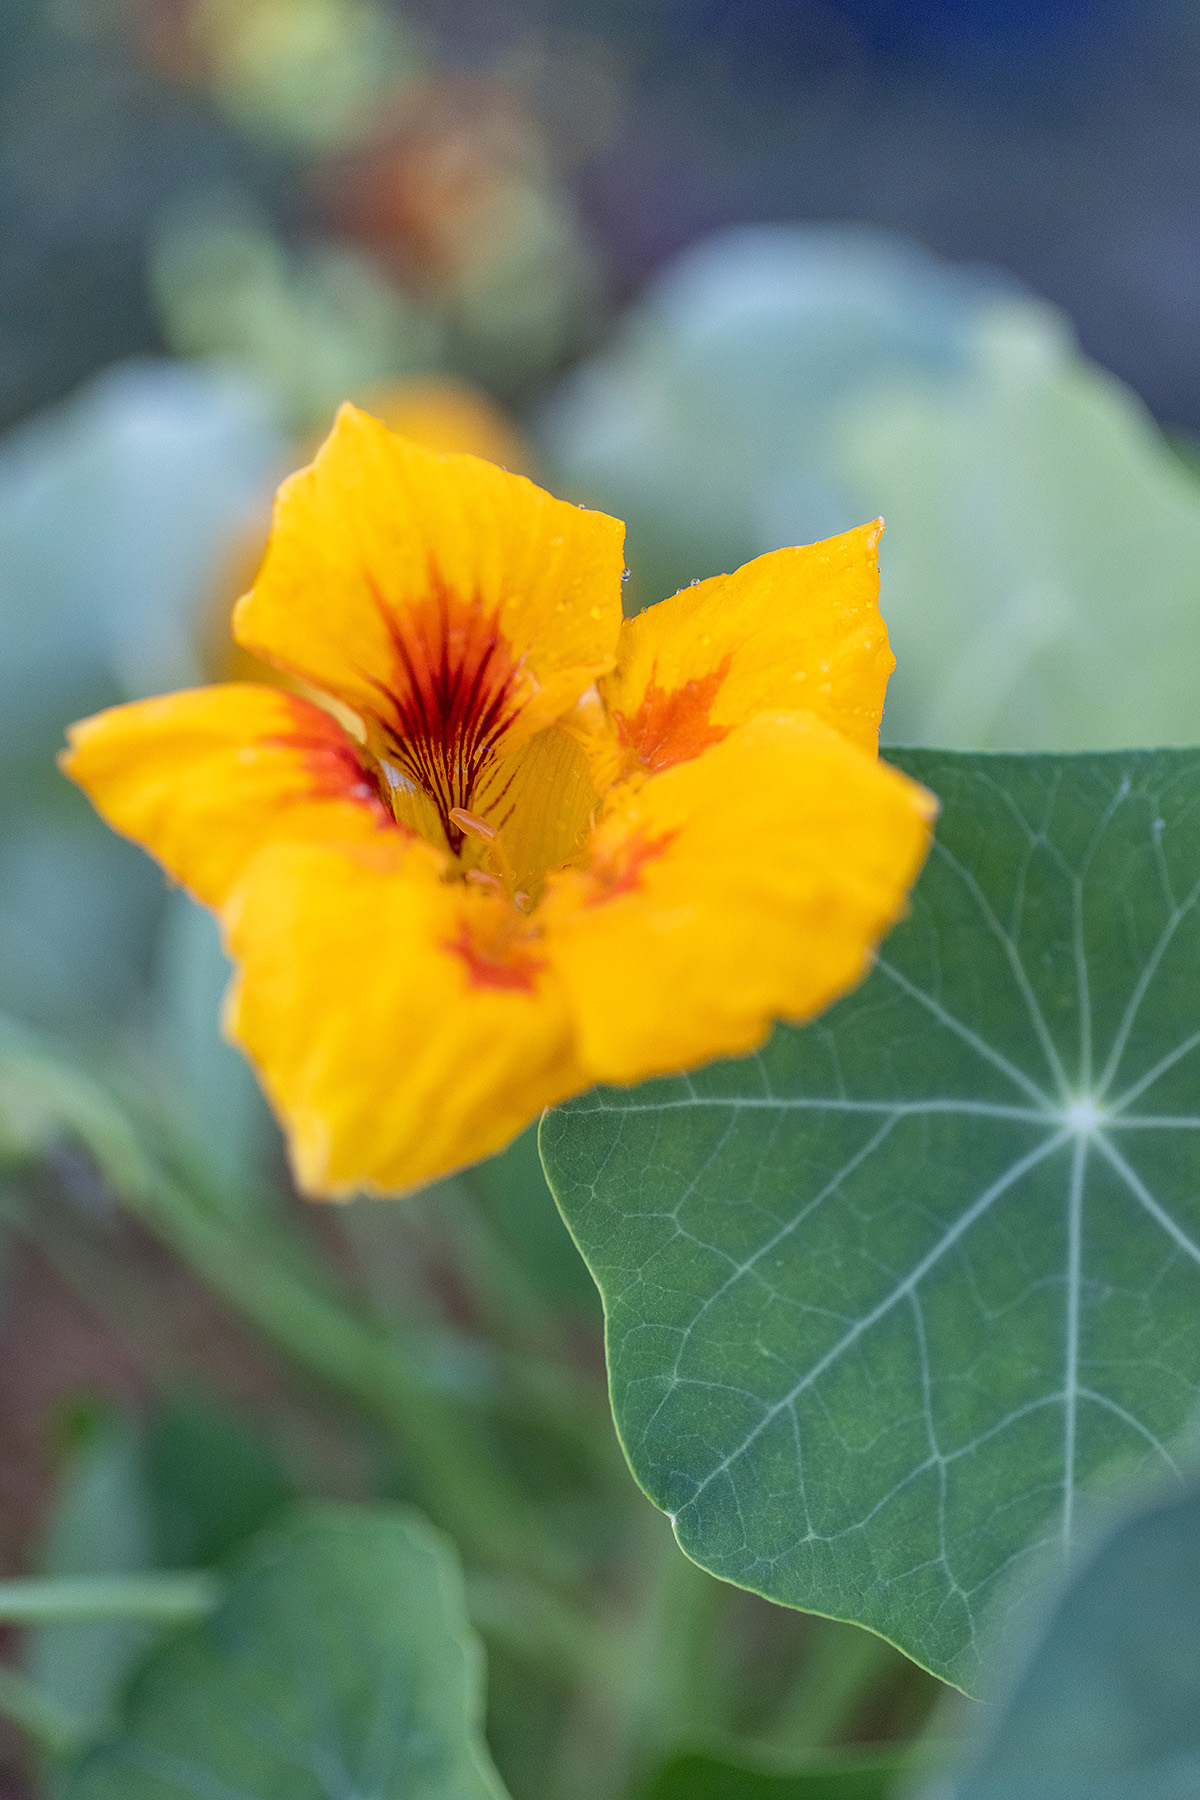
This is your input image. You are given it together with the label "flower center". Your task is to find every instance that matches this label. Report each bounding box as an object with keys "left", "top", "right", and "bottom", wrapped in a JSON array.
[
  {"left": 360, "top": 585, "right": 598, "bottom": 901},
  {"left": 364, "top": 580, "right": 523, "bottom": 856}
]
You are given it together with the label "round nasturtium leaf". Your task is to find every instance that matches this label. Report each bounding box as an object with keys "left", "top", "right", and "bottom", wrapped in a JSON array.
[{"left": 541, "top": 749, "right": 1200, "bottom": 1692}]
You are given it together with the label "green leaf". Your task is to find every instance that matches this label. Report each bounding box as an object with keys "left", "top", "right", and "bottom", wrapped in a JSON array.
[
  {"left": 646, "top": 1747, "right": 906, "bottom": 1800},
  {"left": 930, "top": 1471, "right": 1200, "bottom": 1799},
  {"left": 62, "top": 1504, "right": 511, "bottom": 1800},
  {"left": 541, "top": 749, "right": 1200, "bottom": 1692}
]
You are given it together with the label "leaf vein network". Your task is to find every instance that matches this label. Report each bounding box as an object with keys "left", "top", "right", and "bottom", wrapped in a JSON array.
[{"left": 677, "top": 1131, "right": 1070, "bottom": 1509}]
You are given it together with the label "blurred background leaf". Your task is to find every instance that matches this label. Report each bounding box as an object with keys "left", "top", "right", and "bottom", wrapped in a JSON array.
[
  {"left": 914, "top": 1466, "right": 1200, "bottom": 1800},
  {"left": 144, "top": 1390, "right": 295, "bottom": 1572},
  {"left": 536, "top": 225, "right": 1200, "bottom": 750},
  {"left": 26, "top": 1407, "right": 155, "bottom": 1743},
  {"left": 60, "top": 1504, "right": 511, "bottom": 1800}
]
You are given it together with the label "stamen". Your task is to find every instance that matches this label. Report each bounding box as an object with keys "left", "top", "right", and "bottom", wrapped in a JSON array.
[
  {"left": 514, "top": 891, "right": 533, "bottom": 913},
  {"left": 449, "top": 806, "right": 497, "bottom": 843},
  {"left": 466, "top": 869, "right": 504, "bottom": 895}
]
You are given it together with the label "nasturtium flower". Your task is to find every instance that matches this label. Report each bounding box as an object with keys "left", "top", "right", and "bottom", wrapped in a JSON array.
[{"left": 63, "top": 404, "right": 935, "bottom": 1197}]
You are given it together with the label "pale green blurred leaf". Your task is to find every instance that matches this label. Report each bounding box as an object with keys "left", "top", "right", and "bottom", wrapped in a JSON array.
[
  {"left": 537, "top": 226, "right": 1200, "bottom": 751},
  {"left": 0, "top": 358, "right": 284, "bottom": 1031},
  {"left": 62, "top": 1505, "right": 511, "bottom": 1800},
  {"left": 922, "top": 1472, "right": 1200, "bottom": 1800},
  {"left": 840, "top": 304, "right": 1200, "bottom": 749}
]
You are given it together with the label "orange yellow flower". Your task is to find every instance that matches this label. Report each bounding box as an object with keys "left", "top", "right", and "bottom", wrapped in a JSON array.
[{"left": 63, "top": 404, "right": 935, "bottom": 1197}]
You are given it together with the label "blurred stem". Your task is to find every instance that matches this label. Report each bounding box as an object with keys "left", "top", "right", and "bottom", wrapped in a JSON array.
[
  {"left": 465, "top": 1572, "right": 597, "bottom": 1685},
  {"left": 138, "top": 1177, "right": 551, "bottom": 1569},
  {"left": 0, "top": 1572, "right": 591, "bottom": 1692},
  {"left": 0, "top": 1664, "right": 84, "bottom": 1757},
  {"left": 765, "top": 1618, "right": 904, "bottom": 1753},
  {"left": 624, "top": 1537, "right": 731, "bottom": 1751},
  {"left": 551, "top": 1516, "right": 730, "bottom": 1800},
  {"left": 0, "top": 1022, "right": 578, "bottom": 1588},
  {"left": 84, "top": 1167, "right": 567, "bottom": 1582},
  {"left": 337, "top": 1183, "right": 619, "bottom": 1488},
  {"left": 0, "top": 1573, "right": 219, "bottom": 1625}
]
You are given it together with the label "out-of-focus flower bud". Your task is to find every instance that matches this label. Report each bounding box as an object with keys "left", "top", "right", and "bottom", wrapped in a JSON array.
[
  {"left": 312, "top": 76, "right": 604, "bottom": 388},
  {"left": 135, "top": 0, "right": 428, "bottom": 151}
]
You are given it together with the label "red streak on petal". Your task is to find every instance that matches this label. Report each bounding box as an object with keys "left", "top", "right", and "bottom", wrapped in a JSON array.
[
  {"left": 265, "top": 714, "right": 391, "bottom": 818},
  {"left": 447, "top": 922, "right": 543, "bottom": 992},
  {"left": 358, "top": 570, "right": 523, "bottom": 852},
  {"left": 615, "top": 655, "right": 731, "bottom": 772}
]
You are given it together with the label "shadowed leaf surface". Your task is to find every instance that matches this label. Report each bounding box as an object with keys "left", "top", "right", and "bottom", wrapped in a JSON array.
[{"left": 647, "top": 1747, "right": 905, "bottom": 1799}]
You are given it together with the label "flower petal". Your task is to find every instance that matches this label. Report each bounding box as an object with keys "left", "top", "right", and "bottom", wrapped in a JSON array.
[
  {"left": 594, "top": 522, "right": 893, "bottom": 789},
  {"left": 222, "top": 838, "right": 586, "bottom": 1196},
  {"left": 541, "top": 711, "right": 935, "bottom": 1084},
  {"left": 234, "top": 403, "right": 626, "bottom": 755},
  {"left": 62, "top": 684, "right": 392, "bottom": 909}
]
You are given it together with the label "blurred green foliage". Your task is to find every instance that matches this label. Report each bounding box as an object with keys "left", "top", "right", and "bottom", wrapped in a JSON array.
[
  {"left": 145, "top": 1392, "right": 295, "bottom": 1570},
  {"left": 647, "top": 1750, "right": 904, "bottom": 1800},
  {"left": 27, "top": 1409, "right": 156, "bottom": 1741}
]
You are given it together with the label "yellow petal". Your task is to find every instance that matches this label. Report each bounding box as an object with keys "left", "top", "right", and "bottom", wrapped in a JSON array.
[
  {"left": 61, "top": 684, "right": 392, "bottom": 909},
  {"left": 222, "top": 838, "right": 586, "bottom": 1196},
  {"left": 594, "top": 522, "right": 894, "bottom": 789},
  {"left": 541, "top": 711, "right": 935, "bottom": 1084},
  {"left": 234, "top": 403, "right": 626, "bottom": 760},
  {"left": 465, "top": 723, "right": 597, "bottom": 898}
]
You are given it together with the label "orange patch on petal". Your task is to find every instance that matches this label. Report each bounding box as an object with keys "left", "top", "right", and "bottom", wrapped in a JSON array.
[
  {"left": 615, "top": 656, "right": 732, "bottom": 773},
  {"left": 447, "top": 918, "right": 544, "bottom": 991},
  {"left": 593, "top": 524, "right": 895, "bottom": 797},
  {"left": 541, "top": 712, "right": 936, "bottom": 1086},
  {"left": 583, "top": 825, "right": 679, "bottom": 906}
]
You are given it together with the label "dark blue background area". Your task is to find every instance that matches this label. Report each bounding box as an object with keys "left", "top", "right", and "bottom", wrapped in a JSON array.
[{"left": 682, "top": 0, "right": 1117, "bottom": 58}]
